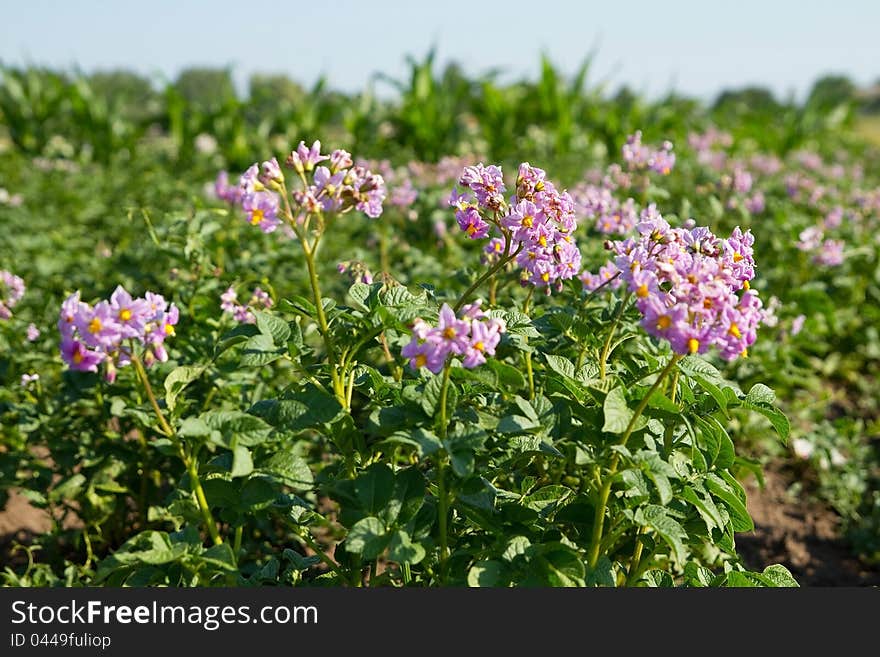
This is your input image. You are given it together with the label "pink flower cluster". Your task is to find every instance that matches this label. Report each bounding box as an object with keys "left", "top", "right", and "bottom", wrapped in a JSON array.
[
  {"left": 59, "top": 286, "right": 179, "bottom": 380},
  {"left": 0, "top": 270, "right": 25, "bottom": 320},
  {"left": 401, "top": 302, "right": 506, "bottom": 373},
  {"left": 622, "top": 131, "right": 676, "bottom": 175},
  {"left": 220, "top": 286, "right": 273, "bottom": 324},
  {"left": 796, "top": 227, "right": 845, "bottom": 266},
  {"left": 219, "top": 141, "right": 387, "bottom": 234},
  {"left": 450, "top": 162, "right": 582, "bottom": 293},
  {"left": 592, "top": 211, "right": 764, "bottom": 360}
]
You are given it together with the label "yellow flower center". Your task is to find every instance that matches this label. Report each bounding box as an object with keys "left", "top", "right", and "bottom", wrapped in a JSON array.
[
  {"left": 742, "top": 280, "right": 750, "bottom": 290},
  {"left": 733, "top": 252, "right": 743, "bottom": 262},
  {"left": 88, "top": 318, "right": 102, "bottom": 334},
  {"left": 541, "top": 272, "right": 550, "bottom": 282},
  {"left": 740, "top": 348, "right": 748, "bottom": 358},
  {"left": 119, "top": 308, "right": 132, "bottom": 321},
  {"left": 494, "top": 241, "right": 503, "bottom": 252},
  {"left": 657, "top": 315, "right": 672, "bottom": 330},
  {"left": 522, "top": 215, "right": 534, "bottom": 228},
  {"left": 474, "top": 341, "right": 485, "bottom": 352},
  {"left": 443, "top": 327, "right": 456, "bottom": 339},
  {"left": 538, "top": 235, "right": 547, "bottom": 247},
  {"left": 636, "top": 283, "right": 649, "bottom": 298},
  {"left": 73, "top": 350, "right": 84, "bottom": 364},
  {"left": 728, "top": 323, "right": 741, "bottom": 338},
  {"left": 415, "top": 354, "right": 427, "bottom": 368},
  {"left": 250, "top": 209, "right": 264, "bottom": 225},
  {"left": 688, "top": 338, "right": 700, "bottom": 353},
  {"left": 466, "top": 224, "right": 477, "bottom": 236},
  {"left": 164, "top": 323, "right": 175, "bottom": 336},
  {"left": 703, "top": 299, "right": 713, "bottom": 309}
]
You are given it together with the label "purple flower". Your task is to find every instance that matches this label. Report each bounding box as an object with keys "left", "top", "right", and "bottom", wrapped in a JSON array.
[
  {"left": 109, "top": 285, "right": 151, "bottom": 339},
  {"left": 20, "top": 372, "right": 40, "bottom": 387},
  {"left": 75, "top": 301, "right": 123, "bottom": 349},
  {"left": 60, "top": 337, "right": 104, "bottom": 372},
  {"left": 456, "top": 206, "right": 491, "bottom": 239},
  {"left": 26, "top": 323, "right": 40, "bottom": 342},
  {"left": 814, "top": 239, "right": 844, "bottom": 266},
  {"left": 401, "top": 302, "right": 506, "bottom": 374},
  {"left": 790, "top": 315, "right": 806, "bottom": 336},
  {"left": 215, "top": 171, "right": 243, "bottom": 204},
  {"left": 242, "top": 191, "right": 281, "bottom": 234},
  {"left": 0, "top": 270, "right": 25, "bottom": 320},
  {"left": 609, "top": 214, "right": 764, "bottom": 360},
  {"left": 287, "top": 140, "right": 328, "bottom": 173},
  {"left": 260, "top": 158, "right": 283, "bottom": 184}
]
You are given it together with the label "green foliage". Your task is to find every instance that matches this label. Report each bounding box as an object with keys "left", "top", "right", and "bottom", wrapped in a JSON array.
[{"left": 2, "top": 57, "right": 879, "bottom": 591}]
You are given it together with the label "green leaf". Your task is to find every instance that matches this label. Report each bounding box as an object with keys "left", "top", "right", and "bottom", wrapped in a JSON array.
[
  {"left": 745, "top": 383, "right": 776, "bottom": 405},
  {"left": 544, "top": 354, "right": 578, "bottom": 380},
  {"left": 531, "top": 543, "right": 585, "bottom": 587},
  {"left": 524, "top": 485, "right": 572, "bottom": 515},
  {"left": 201, "top": 543, "right": 237, "bottom": 571},
  {"left": 761, "top": 564, "right": 799, "bottom": 587},
  {"left": 203, "top": 410, "right": 272, "bottom": 447},
  {"left": 178, "top": 417, "right": 212, "bottom": 438},
  {"left": 706, "top": 474, "right": 754, "bottom": 532},
  {"left": 647, "top": 390, "right": 680, "bottom": 413},
  {"left": 682, "top": 485, "right": 726, "bottom": 533},
  {"left": 602, "top": 387, "right": 633, "bottom": 434},
  {"left": 345, "top": 516, "right": 389, "bottom": 559},
  {"left": 487, "top": 359, "right": 527, "bottom": 389},
  {"left": 497, "top": 414, "right": 542, "bottom": 434},
  {"left": 238, "top": 477, "right": 277, "bottom": 512},
  {"left": 164, "top": 366, "right": 204, "bottom": 411},
  {"left": 354, "top": 464, "right": 395, "bottom": 515},
  {"left": 468, "top": 560, "right": 505, "bottom": 587},
  {"left": 739, "top": 401, "right": 790, "bottom": 443},
  {"left": 253, "top": 310, "right": 291, "bottom": 344},
  {"left": 240, "top": 333, "right": 284, "bottom": 367},
  {"left": 262, "top": 452, "right": 314, "bottom": 492},
  {"left": 383, "top": 467, "right": 425, "bottom": 526},
  {"left": 693, "top": 375, "right": 729, "bottom": 416},
  {"left": 387, "top": 530, "right": 425, "bottom": 564},
  {"left": 638, "top": 504, "right": 688, "bottom": 563},
  {"left": 585, "top": 556, "right": 616, "bottom": 587},
  {"left": 421, "top": 374, "right": 445, "bottom": 417},
  {"left": 249, "top": 387, "right": 343, "bottom": 432},
  {"left": 643, "top": 570, "right": 675, "bottom": 587},
  {"left": 684, "top": 562, "right": 717, "bottom": 587},
  {"left": 347, "top": 282, "right": 372, "bottom": 311},
  {"left": 230, "top": 445, "right": 253, "bottom": 478}
]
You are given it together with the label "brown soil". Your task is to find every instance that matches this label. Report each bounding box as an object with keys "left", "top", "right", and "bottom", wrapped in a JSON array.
[{"left": 737, "top": 463, "right": 880, "bottom": 586}]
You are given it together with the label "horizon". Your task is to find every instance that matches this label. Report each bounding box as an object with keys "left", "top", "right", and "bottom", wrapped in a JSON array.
[{"left": 1, "top": 1, "right": 879, "bottom": 103}]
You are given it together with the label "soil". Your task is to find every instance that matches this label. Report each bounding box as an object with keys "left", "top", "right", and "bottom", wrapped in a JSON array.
[
  {"left": 3, "top": 463, "right": 879, "bottom": 586},
  {"left": 737, "top": 463, "right": 880, "bottom": 586}
]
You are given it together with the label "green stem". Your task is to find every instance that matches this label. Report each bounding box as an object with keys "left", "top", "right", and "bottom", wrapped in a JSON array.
[
  {"left": 452, "top": 232, "right": 520, "bottom": 313},
  {"left": 302, "top": 238, "right": 347, "bottom": 409},
  {"left": 522, "top": 288, "right": 536, "bottom": 400},
  {"left": 626, "top": 527, "right": 646, "bottom": 586},
  {"left": 298, "top": 530, "right": 347, "bottom": 581},
  {"left": 233, "top": 525, "right": 243, "bottom": 561},
  {"left": 599, "top": 292, "right": 632, "bottom": 380},
  {"left": 436, "top": 363, "right": 452, "bottom": 583},
  {"left": 587, "top": 355, "right": 682, "bottom": 568},
  {"left": 131, "top": 354, "right": 222, "bottom": 546}
]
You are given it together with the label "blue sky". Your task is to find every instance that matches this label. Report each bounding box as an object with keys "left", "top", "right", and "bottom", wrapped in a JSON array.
[{"left": 2, "top": 0, "right": 878, "bottom": 102}]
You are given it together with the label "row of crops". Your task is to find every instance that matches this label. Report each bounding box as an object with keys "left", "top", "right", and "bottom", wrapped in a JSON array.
[{"left": 1, "top": 56, "right": 878, "bottom": 586}]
